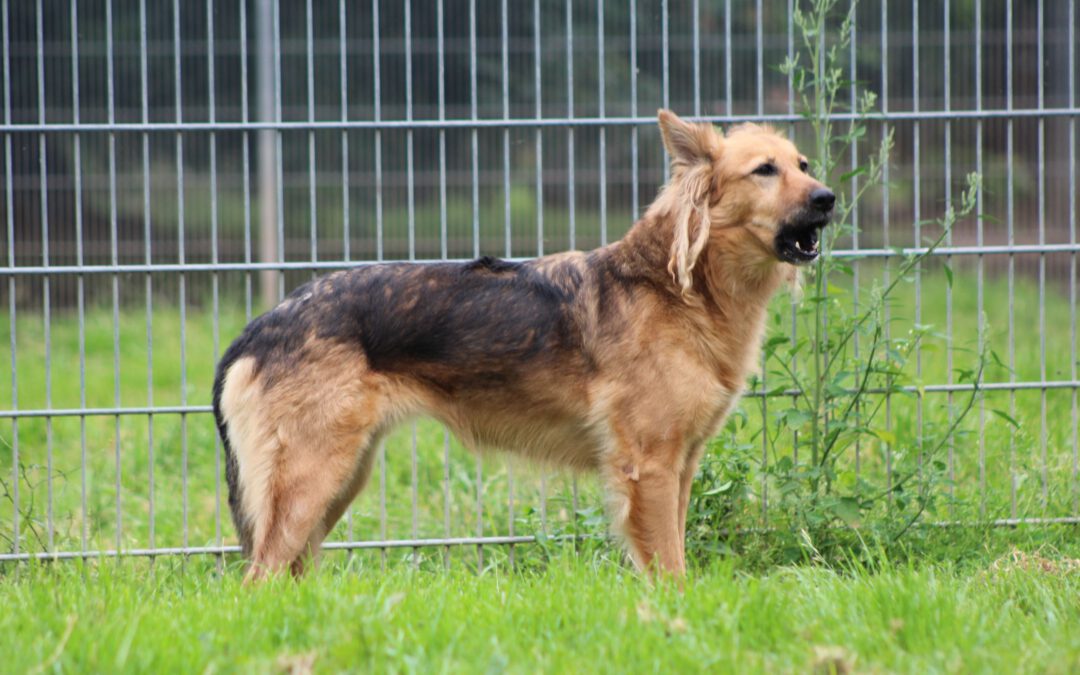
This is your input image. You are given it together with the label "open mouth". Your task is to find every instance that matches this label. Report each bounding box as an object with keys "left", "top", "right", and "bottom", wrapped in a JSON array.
[{"left": 775, "top": 217, "right": 828, "bottom": 265}]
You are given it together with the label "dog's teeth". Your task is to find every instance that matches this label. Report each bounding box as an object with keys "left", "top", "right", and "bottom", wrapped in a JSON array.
[{"left": 795, "top": 240, "right": 803, "bottom": 251}]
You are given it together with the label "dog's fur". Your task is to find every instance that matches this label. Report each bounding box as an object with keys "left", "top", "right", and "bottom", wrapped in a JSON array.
[{"left": 212, "top": 111, "right": 834, "bottom": 580}]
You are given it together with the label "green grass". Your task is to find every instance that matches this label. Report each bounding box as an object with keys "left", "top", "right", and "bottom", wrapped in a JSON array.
[{"left": 3, "top": 552, "right": 1080, "bottom": 673}]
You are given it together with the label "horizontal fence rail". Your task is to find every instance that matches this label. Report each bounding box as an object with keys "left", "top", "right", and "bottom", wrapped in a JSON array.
[
  {"left": 2, "top": 0, "right": 1079, "bottom": 565},
  {"left": 0, "top": 107, "right": 1079, "bottom": 133}
]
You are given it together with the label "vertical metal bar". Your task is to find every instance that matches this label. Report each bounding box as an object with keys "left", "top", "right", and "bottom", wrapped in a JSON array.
[
  {"left": 256, "top": 0, "right": 278, "bottom": 309},
  {"left": 660, "top": 0, "right": 668, "bottom": 181},
  {"left": 908, "top": 0, "right": 931, "bottom": 501},
  {"left": 405, "top": 0, "right": 415, "bottom": 261},
  {"left": 913, "top": 0, "right": 923, "bottom": 487},
  {"left": 340, "top": 0, "right": 349, "bottom": 266},
  {"left": 443, "top": 430, "right": 451, "bottom": 568},
  {"left": 469, "top": 0, "right": 479, "bottom": 259},
  {"left": 476, "top": 455, "right": 484, "bottom": 570},
  {"left": 3, "top": 0, "right": 17, "bottom": 558},
  {"left": 36, "top": 0, "right": 53, "bottom": 553},
  {"left": 379, "top": 440, "right": 386, "bottom": 568},
  {"left": 438, "top": 0, "right": 447, "bottom": 260},
  {"left": 566, "top": 0, "right": 575, "bottom": 249},
  {"left": 724, "top": 0, "right": 732, "bottom": 116},
  {"left": 1070, "top": 0, "right": 1078, "bottom": 516},
  {"left": 208, "top": 0, "right": 222, "bottom": 566},
  {"left": 1037, "top": 0, "right": 1048, "bottom": 509},
  {"left": 502, "top": 0, "right": 511, "bottom": 258},
  {"left": 1007, "top": 0, "right": 1016, "bottom": 518},
  {"left": 106, "top": 0, "right": 123, "bottom": 556},
  {"left": 944, "top": 0, "right": 955, "bottom": 515},
  {"left": 755, "top": 0, "right": 763, "bottom": 115},
  {"left": 849, "top": 0, "right": 859, "bottom": 480},
  {"left": 174, "top": 0, "right": 189, "bottom": 549},
  {"left": 629, "top": 0, "right": 638, "bottom": 216},
  {"left": 692, "top": 0, "right": 700, "bottom": 117},
  {"left": 241, "top": 0, "right": 253, "bottom": 321},
  {"left": 139, "top": 0, "right": 155, "bottom": 553},
  {"left": 534, "top": 0, "right": 544, "bottom": 257},
  {"left": 976, "top": 0, "right": 987, "bottom": 518},
  {"left": 306, "top": 0, "right": 317, "bottom": 266},
  {"left": 598, "top": 0, "right": 606, "bottom": 246},
  {"left": 69, "top": 0, "right": 88, "bottom": 555},
  {"left": 411, "top": 424, "right": 418, "bottom": 567},
  {"left": 273, "top": 0, "right": 284, "bottom": 300},
  {"left": 661, "top": 0, "right": 668, "bottom": 111},
  {"left": 372, "top": 0, "right": 383, "bottom": 262},
  {"left": 882, "top": 0, "right": 892, "bottom": 500}
]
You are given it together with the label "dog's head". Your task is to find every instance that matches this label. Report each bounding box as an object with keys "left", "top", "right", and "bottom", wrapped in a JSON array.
[{"left": 654, "top": 109, "right": 835, "bottom": 295}]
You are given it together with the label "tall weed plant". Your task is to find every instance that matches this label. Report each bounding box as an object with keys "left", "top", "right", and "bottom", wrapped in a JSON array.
[{"left": 687, "top": 0, "right": 985, "bottom": 565}]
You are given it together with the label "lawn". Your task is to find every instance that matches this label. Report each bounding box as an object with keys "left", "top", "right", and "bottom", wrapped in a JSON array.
[{"left": 3, "top": 549, "right": 1080, "bottom": 673}]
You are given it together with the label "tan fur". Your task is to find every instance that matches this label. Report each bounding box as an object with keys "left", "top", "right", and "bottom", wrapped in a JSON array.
[{"left": 218, "top": 110, "right": 830, "bottom": 579}]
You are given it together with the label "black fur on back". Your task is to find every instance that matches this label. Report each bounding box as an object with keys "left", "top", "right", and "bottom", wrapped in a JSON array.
[{"left": 221, "top": 256, "right": 591, "bottom": 393}]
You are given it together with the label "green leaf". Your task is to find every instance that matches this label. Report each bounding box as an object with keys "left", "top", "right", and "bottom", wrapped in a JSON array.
[
  {"left": 872, "top": 428, "right": 897, "bottom": 445},
  {"left": 831, "top": 497, "right": 862, "bottom": 525},
  {"left": 943, "top": 263, "right": 953, "bottom": 288},
  {"left": 991, "top": 409, "right": 1021, "bottom": 429},
  {"left": 781, "top": 408, "right": 814, "bottom": 430},
  {"left": 765, "top": 335, "right": 791, "bottom": 348},
  {"left": 839, "top": 166, "right": 869, "bottom": 182},
  {"left": 702, "top": 481, "right": 734, "bottom": 496}
]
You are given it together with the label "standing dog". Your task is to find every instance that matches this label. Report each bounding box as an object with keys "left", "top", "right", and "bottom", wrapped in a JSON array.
[{"left": 212, "top": 110, "right": 833, "bottom": 580}]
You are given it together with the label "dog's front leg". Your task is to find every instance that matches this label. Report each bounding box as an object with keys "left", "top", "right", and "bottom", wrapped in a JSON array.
[
  {"left": 608, "top": 455, "right": 685, "bottom": 577},
  {"left": 677, "top": 443, "right": 705, "bottom": 556}
]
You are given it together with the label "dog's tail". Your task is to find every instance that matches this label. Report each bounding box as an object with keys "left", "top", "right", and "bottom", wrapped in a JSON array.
[{"left": 212, "top": 344, "right": 255, "bottom": 558}]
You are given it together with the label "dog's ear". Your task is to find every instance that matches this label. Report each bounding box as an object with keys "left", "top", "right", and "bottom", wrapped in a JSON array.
[
  {"left": 658, "top": 109, "right": 720, "bottom": 169},
  {"left": 658, "top": 110, "right": 716, "bottom": 299}
]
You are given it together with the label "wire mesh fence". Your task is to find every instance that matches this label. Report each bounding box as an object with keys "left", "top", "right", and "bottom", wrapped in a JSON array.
[{"left": 1, "top": 0, "right": 1078, "bottom": 564}]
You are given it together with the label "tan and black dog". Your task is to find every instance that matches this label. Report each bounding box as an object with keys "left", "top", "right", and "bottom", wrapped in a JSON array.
[{"left": 212, "top": 110, "right": 834, "bottom": 581}]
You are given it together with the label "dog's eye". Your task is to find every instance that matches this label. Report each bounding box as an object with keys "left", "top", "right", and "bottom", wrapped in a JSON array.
[
  {"left": 752, "top": 163, "right": 778, "bottom": 177},
  {"left": 799, "top": 159, "right": 809, "bottom": 173}
]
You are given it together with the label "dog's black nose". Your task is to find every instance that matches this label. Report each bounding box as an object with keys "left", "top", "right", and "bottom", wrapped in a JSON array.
[{"left": 810, "top": 188, "right": 835, "bottom": 212}]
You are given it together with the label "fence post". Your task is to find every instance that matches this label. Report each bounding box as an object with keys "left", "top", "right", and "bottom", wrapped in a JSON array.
[{"left": 257, "top": 0, "right": 278, "bottom": 310}]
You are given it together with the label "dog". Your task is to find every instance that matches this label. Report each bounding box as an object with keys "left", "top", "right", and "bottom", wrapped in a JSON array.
[{"left": 212, "top": 110, "right": 834, "bottom": 580}]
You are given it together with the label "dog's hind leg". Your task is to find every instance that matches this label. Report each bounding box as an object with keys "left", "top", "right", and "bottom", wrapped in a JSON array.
[
  {"left": 289, "top": 436, "right": 382, "bottom": 577},
  {"left": 237, "top": 363, "right": 395, "bottom": 583},
  {"left": 243, "top": 417, "right": 377, "bottom": 583}
]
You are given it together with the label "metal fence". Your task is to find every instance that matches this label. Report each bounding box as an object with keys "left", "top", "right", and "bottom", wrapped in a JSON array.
[{"left": 1, "top": 0, "right": 1078, "bottom": 564}]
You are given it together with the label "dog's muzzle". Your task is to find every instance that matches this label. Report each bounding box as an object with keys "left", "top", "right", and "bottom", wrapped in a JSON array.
[{"left": 775, "top": 188, "right": 835, "bottom": 265}]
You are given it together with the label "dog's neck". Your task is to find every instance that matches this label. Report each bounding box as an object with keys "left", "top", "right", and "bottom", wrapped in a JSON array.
[
  {"left": 696, "top": 228, "right": 793, "bottom": 311},
  {"left": 614, "top": 215, "right": 791, "bottom": 312},
  {"left": 609, "top": 217, "right": 791, "bottom": 388}
]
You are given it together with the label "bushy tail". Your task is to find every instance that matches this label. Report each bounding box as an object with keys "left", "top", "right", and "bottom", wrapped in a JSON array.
[{"left": 212, "top": 349, "right": 254, "bottom": 558}]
